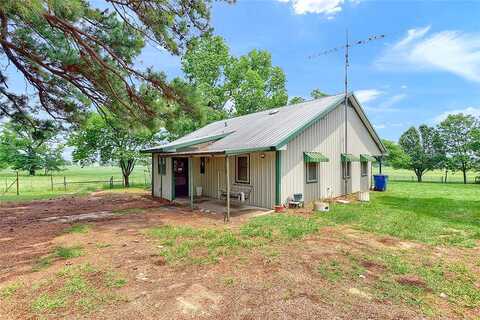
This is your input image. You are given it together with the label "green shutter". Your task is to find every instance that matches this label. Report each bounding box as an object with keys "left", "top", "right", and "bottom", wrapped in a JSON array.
[
  {"left": 341, "top": 153, "right": 360, "bottom": 162},
  {"left": 360, "top": 154, "right": 377, "bottom": 162},
  {"left": 304, "top": 152, "right": 329, "bottom": 163}
]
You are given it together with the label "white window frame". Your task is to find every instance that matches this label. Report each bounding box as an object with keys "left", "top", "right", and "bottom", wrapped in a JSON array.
[
  {"left": 235, "top": 155, "right": 250, "bottom": 184},
  {"left": 306, "top": 162, "right": 318, "bottom": 183}
]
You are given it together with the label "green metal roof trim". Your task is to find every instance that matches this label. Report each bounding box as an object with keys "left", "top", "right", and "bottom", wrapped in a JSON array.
[
  {"left": 360, "top": 154, "right": 377, "bottom": 162},
  {"left": 143, "top": 131, "right": 233, "bottom": 153},
  {"left": 304, "top": 152, "right": 329, "bottom": 163},
  {"left": 341, "top": 153, "right": 360, "bottom": 162},
  {"left": 225, "top": 146, "right": 275, "bottom": 155}
]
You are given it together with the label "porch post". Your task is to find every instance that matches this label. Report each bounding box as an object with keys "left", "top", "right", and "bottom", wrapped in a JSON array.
[
  {"left": 189, "top": 157, "right": 194, "bottom": 209},
  {"left": 225, "top": 155, "right": 230, "bottom": 223}
]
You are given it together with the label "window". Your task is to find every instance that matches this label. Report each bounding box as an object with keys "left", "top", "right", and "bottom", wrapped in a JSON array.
[
  {"left": 342, "top": 161, "right": 351, "bottom": 179},
  {"left": 200, "top": 157, "right": 206, "bottom": 174},
  {"left": 306, "top": 162, "right": 318, "bottom": 183},
  {"left": 158, "top": 156, "right": 166, "bottom": 175},
  {"left": 361, "top": 161, "right": 368, "bottom": 176},
  {"left": 235, "top": 155, "right": 250, "bottom": 184}
]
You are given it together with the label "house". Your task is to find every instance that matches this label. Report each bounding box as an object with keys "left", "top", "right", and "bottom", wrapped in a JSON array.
[{"left": 143, "top": 93, "right": 386, "bottom": 218}]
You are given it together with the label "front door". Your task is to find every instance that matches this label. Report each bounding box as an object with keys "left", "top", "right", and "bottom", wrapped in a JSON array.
[{"left": 173, "top": 158, "right": 189, "bottom": 197}]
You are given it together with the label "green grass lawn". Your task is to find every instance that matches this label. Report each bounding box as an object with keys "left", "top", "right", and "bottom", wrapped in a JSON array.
[
  {"left": 0, "top": 165, "right": 151, "bottom": 202},
  {"left": 319, "top": 181, "right": 480, "bottom": 247}
]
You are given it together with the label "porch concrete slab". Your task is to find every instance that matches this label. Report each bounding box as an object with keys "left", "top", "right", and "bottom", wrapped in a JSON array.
[{"left": 174, "top": 197, "right": 272, "bottom": 218}]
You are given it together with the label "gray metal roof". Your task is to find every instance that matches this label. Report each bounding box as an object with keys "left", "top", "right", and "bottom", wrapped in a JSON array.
[{"left": 145, "top": 93, "right": 386, "bottom": 154}]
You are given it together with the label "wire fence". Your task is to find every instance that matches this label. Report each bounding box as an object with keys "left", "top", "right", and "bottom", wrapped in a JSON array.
[
  {"left": 1, "top": 169, "right": 152, "bottom": 198},
  {"left": 387, "top": 175, "right": 480, "bottom": 184}
]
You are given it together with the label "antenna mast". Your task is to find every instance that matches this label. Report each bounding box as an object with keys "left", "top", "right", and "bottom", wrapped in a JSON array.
[{"left": 308, "top": 31, "right": 385, "bottom": 196}]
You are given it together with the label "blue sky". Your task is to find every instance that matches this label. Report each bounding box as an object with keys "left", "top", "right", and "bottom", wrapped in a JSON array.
[
  {"left": 139, "top": 0, "right": 480, "bottom": 141},
  {"left": 5, "top": 0, "right": 480, "bottom": 143}
]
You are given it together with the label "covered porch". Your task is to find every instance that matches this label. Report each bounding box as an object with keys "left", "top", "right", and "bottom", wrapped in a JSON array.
[{"left": 152, "top": 149, "right": 277, "bottom": 222}]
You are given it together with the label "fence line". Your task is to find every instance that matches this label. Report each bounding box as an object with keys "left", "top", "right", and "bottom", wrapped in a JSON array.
[
  {"left": 1, "top": 171, "right": 19, "bottom": 196},
  {"left": 387, "top": 175, "right": 479, "bottom": 184},
  {"left": 1, "top": 171, "right": 151, "bottom": 197}
]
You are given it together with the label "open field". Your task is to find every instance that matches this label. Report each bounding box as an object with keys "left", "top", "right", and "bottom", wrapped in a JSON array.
[
  {"left": 379, "top": 166, "right": 479, "bottom": 184},
  {"left": 0, "top": 165, "right": 151, "bottom": 202},
  {"left": 0, "top": 181, "right": 479, "bottom": 319}
]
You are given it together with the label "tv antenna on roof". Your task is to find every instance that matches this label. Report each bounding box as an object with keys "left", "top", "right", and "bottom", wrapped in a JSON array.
[{"left": 308, "top": 30, "right": 386, "bottom": 196}]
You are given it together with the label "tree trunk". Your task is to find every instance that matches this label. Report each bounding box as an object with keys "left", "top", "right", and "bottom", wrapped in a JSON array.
[
  {"left": 29, "top": 168, "right": 35, "bottom": 176},
  {"left": 416, "top": 171, "right": 422, "bottom": 182},
  {"left": 123, "top": 173, "right": 130, "bottom": 188},
  {"left": 444, "top": 168, "right": 448, "bottom": 184},
  {"left": 463, "top": 169, "right": 467, "bottom": 184},
  {"left": 119, "top": 158, "right": 136, "bottom": 188}
]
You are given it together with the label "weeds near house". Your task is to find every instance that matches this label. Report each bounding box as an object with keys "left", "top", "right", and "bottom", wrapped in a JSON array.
[
  {"left": 240, "top": 214, "right": 319, "bottom": 240},
  {"left": 147, "top": 214, "right": 319, "bottom": 265},
  {"left": 0, "top": 282, "right": 22, "bottom": 299},
  {"left": 27, "top": 264, "right": 127, "bottom": 316},
  {"left": 65, "top": 224, "right": 90, "bottom": 234},
  {"left": 33, "top": 246, "right": 84, "bottom": 271}
]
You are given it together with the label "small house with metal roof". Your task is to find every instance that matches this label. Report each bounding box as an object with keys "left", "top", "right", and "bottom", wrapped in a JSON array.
[{"left": 144, "top": 93, "right": 386, "bottom": 219}]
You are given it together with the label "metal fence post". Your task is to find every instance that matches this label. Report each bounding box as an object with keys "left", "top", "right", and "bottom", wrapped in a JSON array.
[
  {"left": 16, "top": 171, "right": 19, "bottom": 196},
  {"left": 63, "top": 176, "right": 66, "bottom": 191},
  {"left": 110, "top": 176, "right": 113, "bottom": 189}
]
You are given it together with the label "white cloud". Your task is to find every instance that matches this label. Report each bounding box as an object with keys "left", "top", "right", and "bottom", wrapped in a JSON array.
[
  {"left": 374, "top": 123, "right": 386, "bottom": 129},
  {"left": 363, "top": 93, "right": 406, "bottom": 113},
  {"left": 377, "top": 26, "right": 480, "bottom": 83},
  {"left": 400, "top": 85, "right": 407, "bottom": 89},
  {"left": 355, "top": 89, "right": 383, "bottom": 104},
  {"left": 380, "top": 94, "right": 406, "bottom": 109},
  {"left": 277, "top": 0, "right": 357, "bottom": 17},
  {"left": 433, "top": 107, "right": 480, "bottom": 123}
]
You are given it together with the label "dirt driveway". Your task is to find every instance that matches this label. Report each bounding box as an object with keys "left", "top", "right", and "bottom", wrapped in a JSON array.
[{"left": 0, "top": 192, "right": 477, "bottom": 319}]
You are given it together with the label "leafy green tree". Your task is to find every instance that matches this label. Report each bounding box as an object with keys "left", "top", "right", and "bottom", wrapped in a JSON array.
[
  {"left": 0, "top": 0, "right": 218, "bottom": 125},
  {"left": 225, "top": 50, "right": 288, "bottom": 115},
  {"left": 0, "top": 118, "right": 64, "bottom": 175},
  {"left": 182, "top": 35, "right": 288, "bottom": 117},
  {"left": 438, "top": 114, "right": 478, "bottom": 184},
  {"left": 289, "top": 97, "right": 306, "bottom": 105},
  {"left": 69, "top": 113, "right": 156, "bottom": 187},
  {"left": 398, "top": 125, "right": 443, "bottom": 182},
  {"left": 310, "top": 89, "right": 329, "bottom": 99},
  {"left": 288, "top": 89, "right": 328, "bottom": 105},
  {"left": 381, "top": 139, "right": 410, "bottom": 170}
]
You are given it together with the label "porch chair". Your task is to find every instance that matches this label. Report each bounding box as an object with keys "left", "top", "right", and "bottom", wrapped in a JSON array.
[{"left": 289, "top": 193, "right": 304, "bottom": 208}]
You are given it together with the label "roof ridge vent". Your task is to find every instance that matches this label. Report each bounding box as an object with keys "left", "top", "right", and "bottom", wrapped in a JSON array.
[{"left": 268, "top": 109, "right": 279, "bottom": 115}]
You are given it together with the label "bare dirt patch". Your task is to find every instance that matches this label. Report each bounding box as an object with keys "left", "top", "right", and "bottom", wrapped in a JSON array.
[{"left": 0, "top": 191, "right": 478, "bottom": 319}]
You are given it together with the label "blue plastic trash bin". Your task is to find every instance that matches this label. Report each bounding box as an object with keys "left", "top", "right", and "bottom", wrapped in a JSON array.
[{"left": 373, "top": 175, "right": 388, "bottom": 191}]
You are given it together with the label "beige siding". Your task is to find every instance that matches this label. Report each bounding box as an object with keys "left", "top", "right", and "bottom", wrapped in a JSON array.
[
  {"left": 152, "top": 155, "right": 172, "bottom": 200},
  {"left": 348, "top": 104, "right": 382, "bottom": 192},
  {"left": 281, "top": 103, "right": 382, "bottom": 204},
  {"left": 191, "top": 152, "right": 275, "bottom": 208}
]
